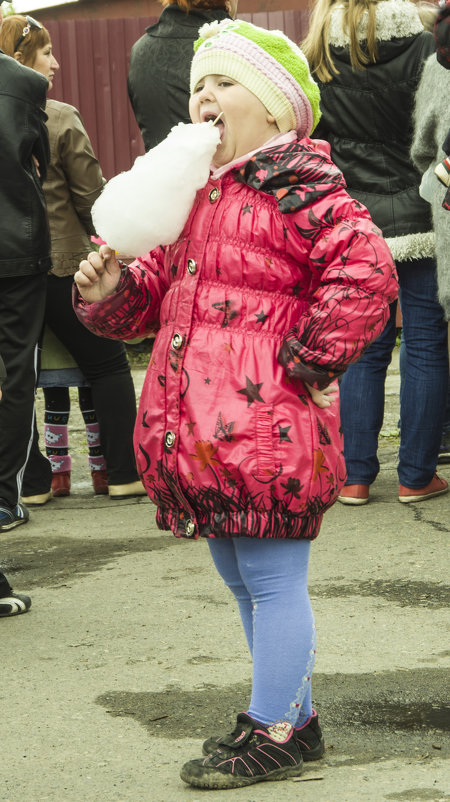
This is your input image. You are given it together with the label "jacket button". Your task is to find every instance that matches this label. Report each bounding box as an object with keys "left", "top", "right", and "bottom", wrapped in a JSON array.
[
  {"left": 185, "top": 519, "right": 195, "bottom": 536},
  {"left": 164, "top": 431, "right": 176, "bottom": 448},
  {"left": 172, "top": 333, "right": 183, "bottom": 350},
  {"left": 209, "top": 187, "right": 220, "bottom": 203},
  {"left": 187, "top": 258, "right": 197, "bottom": 275}
]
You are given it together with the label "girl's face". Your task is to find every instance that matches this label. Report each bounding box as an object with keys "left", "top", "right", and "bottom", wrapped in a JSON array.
[
  {"left": 189, "top": 74, "right": 279, "bottom": 167},
  {"left": 32, "top": 43, "right": 59, "bottom": 89}
]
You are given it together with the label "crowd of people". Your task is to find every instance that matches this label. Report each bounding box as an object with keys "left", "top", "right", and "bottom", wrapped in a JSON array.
[{"left": 0, "top": 0, "right": 448, "bottom": 791}]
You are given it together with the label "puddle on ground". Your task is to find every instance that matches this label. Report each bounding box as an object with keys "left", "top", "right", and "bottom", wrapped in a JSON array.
[
  {"left": 96, "top": 668, "right": 450, "bottom": 765},
  {"left": 1, "top": 534, "right": 171, "bottom": 588},
  {"left": 313, "top": 579, "right": 450, "bottom": 608}
]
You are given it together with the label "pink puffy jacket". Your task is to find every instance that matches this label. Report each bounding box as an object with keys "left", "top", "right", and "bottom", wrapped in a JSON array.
[{"left": 76, "top": 139, "right": 398, "bottom": 540}]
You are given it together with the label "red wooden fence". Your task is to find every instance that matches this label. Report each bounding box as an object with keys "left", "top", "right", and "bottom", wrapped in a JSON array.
[{"left": 45, "top": 11, "right": 309, "bottom": 179}]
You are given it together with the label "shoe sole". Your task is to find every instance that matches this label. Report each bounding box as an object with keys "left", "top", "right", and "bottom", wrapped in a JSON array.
[
  {"left": 398, "top": 488, "right": 448, "bottom": 503},
  {"left": 0, "top": 516, "right": 28, "bottom": 532},
  {"left": 108, "top": 492, "right": 146, "bottom": 500},
  {"left": 337, "top": 496, "right": 369, "bottom": 505},
  {"left": 108, "top": 483, "right": 146, "bottom": 499},
  {"left": 21, "top": 493, "right": 52, "bottom": 506},
  {"left": 0, "top": 597, "right": 30, "bottom": 616},
  {"left": 180, "top": 761, "right": 303, "bottom": 789}
]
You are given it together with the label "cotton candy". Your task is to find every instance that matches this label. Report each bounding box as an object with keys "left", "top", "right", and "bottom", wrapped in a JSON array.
[{"left": 91, "top": 121, "right": 221, "bottom": 257}]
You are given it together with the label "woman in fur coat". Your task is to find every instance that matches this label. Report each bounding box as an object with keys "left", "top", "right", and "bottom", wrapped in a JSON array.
[
  {"left": 412, "top": 47, "right": 450, "bottom": 461},
  {"left": 303, "top": 0, "right": 449, "bottom": 505}
]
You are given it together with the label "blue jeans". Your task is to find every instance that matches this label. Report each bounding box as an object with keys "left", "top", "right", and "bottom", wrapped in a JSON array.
[{"left": 340, "top": 258, "right": 449, "bottom": 488}]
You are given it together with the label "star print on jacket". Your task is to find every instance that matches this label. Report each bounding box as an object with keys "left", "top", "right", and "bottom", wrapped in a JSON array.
[{"left": 237, "top": 377, "right": 265, "bottom": 406}]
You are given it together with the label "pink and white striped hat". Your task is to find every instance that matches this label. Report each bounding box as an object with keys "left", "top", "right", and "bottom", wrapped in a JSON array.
[{"left": 190, "top": 18, "right": 321, "bottom": 139}]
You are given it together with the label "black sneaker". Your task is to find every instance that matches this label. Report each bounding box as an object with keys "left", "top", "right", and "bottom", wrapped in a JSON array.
[
  {"left": 437, "top": 431, "right": 450, "bottom": 464},
  {"left": 203, "top": 709, "right": 325, "bottom": 761},
  {"left": 180, "top": 712, "right": 303, "bottom": 789},
  {"left": 0, "top": 502, "right": 29, "bottom": 532},
  {"left": 0, "top": 592, "right": 31, "bottom": 617}
]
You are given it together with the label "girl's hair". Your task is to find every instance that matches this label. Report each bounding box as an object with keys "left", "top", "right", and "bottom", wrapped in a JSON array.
[
  {"left": 0, "top": 14, "right": 50, "bottom": 66},
  {"left": 302, "top": 0, "right": 379, "bottom": 82},
  {"left": 159, "top": 0, "right": 229, "bottom": 10}
]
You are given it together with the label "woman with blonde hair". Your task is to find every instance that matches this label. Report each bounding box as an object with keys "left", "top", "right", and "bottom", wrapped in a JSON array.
[{"left": 303, "top": 0, "right": 449, "bottom": 505}]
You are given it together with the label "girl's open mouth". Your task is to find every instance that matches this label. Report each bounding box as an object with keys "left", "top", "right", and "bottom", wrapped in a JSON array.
[{"left": 203, "top": 112, "right": 225, "bottom": 140}]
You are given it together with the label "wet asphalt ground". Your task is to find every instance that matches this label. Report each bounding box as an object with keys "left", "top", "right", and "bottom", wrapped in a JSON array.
[{"left": 1, "top": 351, "right": 449, "bottom": 802}]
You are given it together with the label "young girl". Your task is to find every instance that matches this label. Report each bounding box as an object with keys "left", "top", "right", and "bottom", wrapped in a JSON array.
[{"left": 75, "top": 19, "right": 397, "bottom": 790}]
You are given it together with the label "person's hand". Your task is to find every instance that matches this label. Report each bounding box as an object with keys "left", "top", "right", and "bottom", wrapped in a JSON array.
[
  {"left": 32, "top": 155, "right": 40, "bottom": 178},
  {"left": 305, "top": 381, "right": 338, "bottom": 409},
  {"left": 74, "top": 245, "right": 122, "bottom": 304}
]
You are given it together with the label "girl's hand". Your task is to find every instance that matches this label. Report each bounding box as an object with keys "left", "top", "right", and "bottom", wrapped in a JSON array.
[
  {"left": 305, "top": 381, "right": 338, "bottom": 409},
  {"left": 74, "top": 245, "right": 122, "bottom": 304}
]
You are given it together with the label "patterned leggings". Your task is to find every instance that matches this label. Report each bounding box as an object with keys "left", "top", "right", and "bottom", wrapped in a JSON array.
[{"left": 207, "top": 536, "right": 315, "bottom": 727}]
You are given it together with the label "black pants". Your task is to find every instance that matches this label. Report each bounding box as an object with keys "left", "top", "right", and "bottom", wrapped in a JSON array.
[
  {"left": 0, "top": 572, "right": 13, "bottom": 596},
  {"left": 0, "top": 273, "right": 50, "bottom": 508},
  {"left": 23, "top": 274, "right": 139, "bottom": 493}
]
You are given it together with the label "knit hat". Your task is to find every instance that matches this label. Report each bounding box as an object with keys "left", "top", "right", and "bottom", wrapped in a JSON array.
[{"left": 190, "top": 19, "right": 321, "bottom": 138}]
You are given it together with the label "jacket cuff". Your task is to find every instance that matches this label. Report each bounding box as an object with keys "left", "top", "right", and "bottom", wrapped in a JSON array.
[
  {"left": 72, "top": 264, "right": 130, "bottom": 318},
  {"left": 278, "top": 330, "right": 344, "bottom": 390}
]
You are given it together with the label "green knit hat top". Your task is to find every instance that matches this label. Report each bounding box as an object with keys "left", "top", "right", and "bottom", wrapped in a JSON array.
[{"left": 190, "top": 18, "right": 321, "bottom": 138}]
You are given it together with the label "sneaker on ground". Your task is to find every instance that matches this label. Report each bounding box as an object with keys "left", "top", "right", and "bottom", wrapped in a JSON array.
[
  {"left": 0, "top": 592, "right": 31, "bottom": 617},
  {"left": 108, "top": 480, "right": 146, "bottom": 499},
  {"left": 337, "top": 483, "right": 369, "bottom": 505},
  {"left": 202, "top": 709, "right": 324, "bottom": 761},
  {"left": 437, "top": 431, "right": 450, "bottom": 464},
  {"left": 180, "top": 712, "right": 303, "bottom": 789},
  {"left": 398, "top": 473, "right": 448, "bottom": 503},
  {"left": 0, "top": 502, "right": 29, "bottom": 532},
  {"left": 21, "top": 490, "right": 52, "bottom": 506}
]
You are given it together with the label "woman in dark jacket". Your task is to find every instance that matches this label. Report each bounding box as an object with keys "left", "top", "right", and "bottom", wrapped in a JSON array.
[
  {"left": 128, "top": 0, "right": 236, "bottom": 151},
  {"left": 303, "top": 0, "right": 449, "bottom": 505},
  {"left": 0, "top": 33, "right": 51, "bottom": 531},
  {"left": 1, "top": 15, "right": 144, "bottom": 502}
]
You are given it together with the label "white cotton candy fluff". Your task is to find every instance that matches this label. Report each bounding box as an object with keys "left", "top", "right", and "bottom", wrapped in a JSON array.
[{"left": 91, "top": 121, "right": 221, "bottom": 257}]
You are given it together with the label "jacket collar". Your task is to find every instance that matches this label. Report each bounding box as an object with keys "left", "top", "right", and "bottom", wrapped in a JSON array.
[
  {"left": 328, "top": 0, "right": 424, "bottom": 46},
  {"left": 147, "top": 5, "right": 230, "bottom": 39}
]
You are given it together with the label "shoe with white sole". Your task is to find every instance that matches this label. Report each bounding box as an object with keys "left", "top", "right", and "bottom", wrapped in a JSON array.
[
  {"left": 0, "top": 592, "right": 31, "bottom": 617},
  {"left": 108, "top": 481, "right": 146, "bottom": 499},
  {"left": 398, "top": 473, "right": 448, "bottom": 503},
  {"left": 21, "top": 491, "right": 52, "bottom": 506},
  {"left": 337, "top": 484, "right": 369, "bottom": 505},
  {"left": 0, "top": 501, "right": 30, "bottom": 531}
]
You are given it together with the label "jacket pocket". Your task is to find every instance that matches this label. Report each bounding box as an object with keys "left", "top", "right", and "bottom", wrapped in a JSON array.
[{"left": 254, "top": 404, "right": 278, "bottom": 479}]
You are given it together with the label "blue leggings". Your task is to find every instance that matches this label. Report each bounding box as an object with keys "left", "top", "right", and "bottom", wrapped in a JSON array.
[{"left": 207, "top": 537, "right": 315, "bottom": 727}]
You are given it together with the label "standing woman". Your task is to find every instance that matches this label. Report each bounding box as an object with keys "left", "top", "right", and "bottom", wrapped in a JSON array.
[
  {"left": 0, "top": 16, "right": 144, "bottom": 500},
  {"left": 303, "top": 0, "right": 449, "bottom": 504}
]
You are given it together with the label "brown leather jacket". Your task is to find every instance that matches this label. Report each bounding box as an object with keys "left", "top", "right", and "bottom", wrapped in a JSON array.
[{"left": 44, "top": 99, "right": 104, "bottom": 277}]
